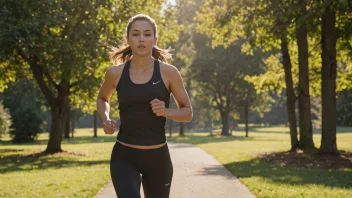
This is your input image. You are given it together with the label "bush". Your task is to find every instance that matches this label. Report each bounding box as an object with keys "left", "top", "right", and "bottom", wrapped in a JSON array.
[
  {"left": 10, "top": 108, "right": 42, "bottom": 143},
  {"left": 1, "top": 79, "right": 46, "bottom": 143},
  {"left": 0, "top": 101, "right": 12, "bottom": 140}
]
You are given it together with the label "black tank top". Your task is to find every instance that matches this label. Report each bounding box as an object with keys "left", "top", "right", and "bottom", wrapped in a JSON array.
[{"left": 116, "top": 59, "right": 170, "bottom": 145}]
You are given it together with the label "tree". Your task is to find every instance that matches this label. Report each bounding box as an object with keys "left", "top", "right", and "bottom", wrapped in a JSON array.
[
  {"left": 320, "top": 0, "right": 338, "bottom": 154},
  {"left": 195, "top": 0, "right": 352, "bottom": 151},
  {"left": 296, "top": 0, "right": 315, "bottom": 149},
  {"left": 0, "top": 0, "right": 180, "bottom": 153},
  {"left": 171, "top": 0, "right": 203, "bottom": 136},
  {"left": 195, "top": 0, "right": 300, "bottom": 149},
  {"left": 191, "top": 35, "right": 266, "bottom": 136},
  {"left": 1, "top": 0, "right": 112, "bottom": 152}
]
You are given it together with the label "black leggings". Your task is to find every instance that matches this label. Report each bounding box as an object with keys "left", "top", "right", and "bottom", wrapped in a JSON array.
[{"left": 110, "top": 141, "right": 173, "bottom": 198}]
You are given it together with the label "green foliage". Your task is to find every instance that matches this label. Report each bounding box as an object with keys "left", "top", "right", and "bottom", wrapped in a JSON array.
[
  {"left": 0, "top": 0, "right": 181, "bottom": 112},
  {"left": 195, "top": 0, "right": 352, "bottom": 96},
  {"left": 191, "top": 34, "right": 269, "bottom": 116},
  {"left": 0, "top": 101, "right": 11, "bottom": 139},
  {"left": 1, "top": 79, "right": 47, "bottom": 143},
  {"left": 337, "top": 90, "right": 352, "bottom": 126},
  {"left": 10, "top": 109, "right": 42, "bottom": 143}
]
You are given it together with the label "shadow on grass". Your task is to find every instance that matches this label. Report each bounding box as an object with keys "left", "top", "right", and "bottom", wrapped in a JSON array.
[
  {"left": 224, "top": 158, "right": 352, "bottom": 189},
  {"left": 0, "top": 151, "right": 109, "bottom": 174},
  {"left": 0, "top": 148, "right": 24, "bottom": 153},
  {"left": 0, "top": 136, "right": 117, "bottom": 146}
]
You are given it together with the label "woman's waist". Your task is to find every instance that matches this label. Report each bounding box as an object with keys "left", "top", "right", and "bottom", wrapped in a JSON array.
[{"left": 116, "top": 139, "right": 167, "bottom": 150}]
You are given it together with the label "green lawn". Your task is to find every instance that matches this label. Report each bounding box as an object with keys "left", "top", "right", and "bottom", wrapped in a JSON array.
[
  {"left": 0, "top": 127, "right": 351, "bottom": 198},
  {"left": 168, "top": 127, "right": 352, "bottom": 198},
  {"left": 0, "top": 129, "right": 114, "bottom": 198}
]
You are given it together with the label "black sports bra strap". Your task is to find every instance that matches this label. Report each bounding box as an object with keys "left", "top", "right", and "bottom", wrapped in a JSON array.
[
  {"left": 122, "top": 60, "right": 131, "bottom": 78},
  {"left": 154, "top": 59, "right": 161, "bottom": 80}
]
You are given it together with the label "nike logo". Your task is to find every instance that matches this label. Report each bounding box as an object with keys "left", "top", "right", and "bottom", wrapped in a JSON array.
[
  {"left": 165, "top": 183, "right": 170, "bottom": 186},
  {"left": 153, "top": 80, "right": 161, "bottom": 85}
]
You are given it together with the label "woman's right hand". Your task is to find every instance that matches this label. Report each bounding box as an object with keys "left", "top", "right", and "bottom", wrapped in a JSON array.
[{"left": 103, "top": 119, "right": 116, "bottom": 135}]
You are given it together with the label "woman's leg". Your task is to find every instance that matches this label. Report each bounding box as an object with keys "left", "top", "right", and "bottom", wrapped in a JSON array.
[
  {"left": 141, "top": 146, "right": 173, "bottom": 198},
  {"left": 110, "top": 159, "right": 141, "bottom": 198},
  {"left": 110, "top": 142, "right": 141, "bottom": 198}
]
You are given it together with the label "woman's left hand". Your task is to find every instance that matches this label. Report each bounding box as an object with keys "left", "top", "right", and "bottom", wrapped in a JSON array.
[{"left": 150, "top": 98, "right": 167, "bottom": 117}]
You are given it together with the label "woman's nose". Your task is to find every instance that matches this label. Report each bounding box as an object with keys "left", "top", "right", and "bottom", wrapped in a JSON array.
[{"left": 139, "top": 35, "right": 145, "bottom": 42}]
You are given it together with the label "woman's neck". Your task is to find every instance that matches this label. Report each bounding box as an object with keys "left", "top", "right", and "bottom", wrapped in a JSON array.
[{"left": 130, "top": 56, "right": 154, "bottom": 70}]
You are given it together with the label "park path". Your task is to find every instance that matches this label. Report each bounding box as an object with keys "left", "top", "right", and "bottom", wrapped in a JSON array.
[{"left": 95, "top": 142, "right": 256, "bottom": 198}]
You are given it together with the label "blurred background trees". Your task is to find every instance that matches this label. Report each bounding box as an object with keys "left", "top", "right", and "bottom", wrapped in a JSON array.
[{"left": 0, "top": 0, "right": 351, "bottom": 155}]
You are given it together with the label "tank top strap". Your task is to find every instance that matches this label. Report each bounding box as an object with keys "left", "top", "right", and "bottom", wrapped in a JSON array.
[
  {"left": 117, "top": 60, "right": 131, "bottom": 90},
  {"left": 121, "top": 60, "right": 132, "bottom": 83},
  {"left": 122, "top": 60, "right": 131, "bottom": 79},
  {"left": 152, "top": 59, "right": 162, "bottom": 82}
]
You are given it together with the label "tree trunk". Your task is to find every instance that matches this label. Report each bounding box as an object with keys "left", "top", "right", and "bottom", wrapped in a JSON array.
[
  {"left": 93, "top": 110, "right": 98, "bottom": 138},
  {"left": 45, "top": 91, "right": 69, "bottom": 153},
  {"left": 64, "top": 106, "right": 71, "bottom": 139},
  {"left": 25, "top": 54, "right": 70, "bottom": 153},
  {"left": 179, "top": 122, "right": 185, "bottom": 136},
  {"left": 245, "top": 103, "right": 249, "bottom": 137},
  {"left": 169, "top": 119, "right": 173, "bottom": 137},
  {"left": 320, "top": 1, "right": 338, "bottom": 154},
  {"left": 296, "top": 1, "right": 315, "bottom": 149},
  {"left": 220, "top": 111, "right": 229, "bottom": 136},
  {"left": 71, "top": 117, "right": 75, "bottom": 138},
  {"left": 281, "top": 34, "right": 299, "bottom": 150}
]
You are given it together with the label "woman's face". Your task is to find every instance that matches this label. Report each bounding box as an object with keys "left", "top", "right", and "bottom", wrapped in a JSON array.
[{"left": 127, "top": 20, "right": 156, "bottom": 57}]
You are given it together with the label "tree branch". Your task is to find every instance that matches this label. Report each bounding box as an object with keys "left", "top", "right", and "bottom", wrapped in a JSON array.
[
  {"left": 28, "top": 56, "right": 56, "bottom": 107},
  {"left": 37, "top": 55, "right": 59, "bottom": 90}
]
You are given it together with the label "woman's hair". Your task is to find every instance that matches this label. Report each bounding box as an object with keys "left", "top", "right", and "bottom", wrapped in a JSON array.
[{"left": 109, "top": 14, "right": 172, "bottom": 64}]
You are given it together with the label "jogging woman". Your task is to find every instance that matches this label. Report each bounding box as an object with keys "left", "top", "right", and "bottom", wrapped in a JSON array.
[{"left": 96, "top": 14, "right": 193, "bottom": 198}]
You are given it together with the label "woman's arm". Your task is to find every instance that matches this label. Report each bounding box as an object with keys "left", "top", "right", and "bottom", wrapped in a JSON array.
[
  {"left": 96, "top": 66, "right": 120, "bottom": 134},
  {"left": 150, "top": 65, "right": 193, "bottom": 122}
]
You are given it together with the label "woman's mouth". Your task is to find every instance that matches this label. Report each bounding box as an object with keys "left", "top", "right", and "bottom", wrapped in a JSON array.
[{"left": 138, "top": 45, "right": 146, "bottom": 49}]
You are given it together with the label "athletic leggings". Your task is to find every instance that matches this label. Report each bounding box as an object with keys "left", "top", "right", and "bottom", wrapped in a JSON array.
[{"left": 110, "top": 141, "right": 173, "bottom": 198}]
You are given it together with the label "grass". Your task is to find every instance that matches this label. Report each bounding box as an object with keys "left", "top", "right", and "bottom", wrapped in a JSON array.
[
  {"left": 168, "top": 127, "right": 352, "bottom": 198},
  {"left": 0, "top": 129, "right": 115, "bottom": 198},
  {"left": 0, "top": 127, "right": 351, "bottom": 198}
]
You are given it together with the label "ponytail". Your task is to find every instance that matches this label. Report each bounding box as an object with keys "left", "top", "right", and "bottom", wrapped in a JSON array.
[
  {"left": 152, "top": 46, "right": 172, "bottom": 62},
  {"left": 109, "top": 45, "right": 172, "bottom": 65}
]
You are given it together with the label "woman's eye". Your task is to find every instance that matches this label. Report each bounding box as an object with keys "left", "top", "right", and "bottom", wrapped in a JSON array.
[
  {"left": 133, "top": 34, "right": 139, "bottom": 36},
  {"left": 145, "top": 34, "right": 151, "bottom": 37}
]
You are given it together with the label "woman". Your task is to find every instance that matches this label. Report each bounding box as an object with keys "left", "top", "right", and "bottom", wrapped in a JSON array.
[{"left": 96, "top": 14, "right": 193, "bottom": 198}]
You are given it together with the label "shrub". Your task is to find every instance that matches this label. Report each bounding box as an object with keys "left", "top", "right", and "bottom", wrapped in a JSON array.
[
  {"left": 10, "top": 108, "right": 42, "bottom": 142},
  {"left": 0, "top": 101, "right": 12, "bottom": 140}
]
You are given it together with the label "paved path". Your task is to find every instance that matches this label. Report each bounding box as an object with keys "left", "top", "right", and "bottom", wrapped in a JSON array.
[{"left": 95, "top": 142, "right": 256, "bottom": 198}]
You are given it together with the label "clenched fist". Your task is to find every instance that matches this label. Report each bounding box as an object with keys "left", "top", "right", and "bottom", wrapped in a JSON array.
[
  {"left": 150, "top": 98, "right": 168, "bottom": 117},
  {"left": 103, "top": 119, "right": 116, "bottom": 135}
]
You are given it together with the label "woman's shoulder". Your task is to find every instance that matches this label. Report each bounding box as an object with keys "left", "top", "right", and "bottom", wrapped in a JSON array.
[
  {"left": 159, "top": 61, "right": 180, "bottom": 76},
  {"left": 106, "top": 62, "right": 126, "bottom": 78}
]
